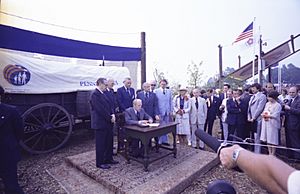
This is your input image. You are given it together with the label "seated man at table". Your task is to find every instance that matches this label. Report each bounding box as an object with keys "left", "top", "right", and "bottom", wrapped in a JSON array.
[{"left": 124, "top": 99, "right": 153, "bottom": 157}]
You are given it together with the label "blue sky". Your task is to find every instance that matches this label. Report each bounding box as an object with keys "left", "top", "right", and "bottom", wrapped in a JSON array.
[{"left": 1, "top": 0, "right": 300, "bottom": 85}]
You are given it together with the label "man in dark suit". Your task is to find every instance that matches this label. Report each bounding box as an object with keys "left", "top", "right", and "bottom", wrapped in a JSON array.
[
  {"left": 104, "top": 78, "right": 119, "bottom": 153},
  {"left": 117, "top": 77, "right": 135, "bottom": 112},
  {"left": 90, "top": 78, "right": 118, "bottom": 169},
  {"left": 124, "top": 99, "right": 153, "bottom": 157},
  {"left": 283, "top": 86, "right": 300, "bottom": 159},
  {"left": 116, "top": 77, "right": 135, "bottom": 150},
  {"left": 240, "top": 86, "right": 252, "bottom": 140},
  {"left": 226, "top": 89, "right": 248, "bottom": 141},
  {"left": 205, "top": 89, "right": 222, "bottom": 136},
  {"left": 137, "top": 82, "right": 160, "bottom": 121},
  {"left": 0, "top": 85, "right": 24, "bottom": 194},
  {"left": 104, "top": 78, "right": 118, "bottom": 114}
]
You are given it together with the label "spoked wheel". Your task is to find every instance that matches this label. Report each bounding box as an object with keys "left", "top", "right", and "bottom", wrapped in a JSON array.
[{"left": 20, "top": 103, "right": 73, "bottom": 154}]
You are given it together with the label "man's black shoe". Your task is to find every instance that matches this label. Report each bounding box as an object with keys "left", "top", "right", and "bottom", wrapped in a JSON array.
[
  {"left": 105, "top": 160, "right": 119, "bottom": 165},
  {"left": 97, "top": 164, "right": 111, "bottom": 169},
  {"left": 161, "top": 142, "right": 170, "bottom": 146}
]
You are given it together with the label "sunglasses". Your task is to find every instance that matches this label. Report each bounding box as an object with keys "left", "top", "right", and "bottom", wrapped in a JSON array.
[{"left": 151, "top": 84, "right": 156, "bottom": 86}]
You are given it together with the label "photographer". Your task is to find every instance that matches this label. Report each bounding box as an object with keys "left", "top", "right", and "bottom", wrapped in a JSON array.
[{"left": 282, "top": 86, "right": 300, "bottom": 159}]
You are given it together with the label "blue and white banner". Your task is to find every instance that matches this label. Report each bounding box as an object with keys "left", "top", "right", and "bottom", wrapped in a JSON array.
[{"left": 0, "top": 50, "right": 130, "bottom": 94}]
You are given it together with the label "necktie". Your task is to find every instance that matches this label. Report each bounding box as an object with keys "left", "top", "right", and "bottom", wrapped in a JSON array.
[
  {"left": 163, "top": 89, "right": 166, "bottom": 95},
  {"left": 290, "top": 99, "right": 294, "bottom": 106},
  {"left": 145, "top": 92, "right": 149, "bottom": 99},
  {"left": 234, "top": 99, "right": 238, "bottom": 106},
  {"left": 136, "top": 111, "right": 140, "bottom": 120},
  {"left": 127, "top": 88, "right": 131, "bottom": 95},
  {"left": 195, "top": 97, "right": 199, "bottom": 109}
]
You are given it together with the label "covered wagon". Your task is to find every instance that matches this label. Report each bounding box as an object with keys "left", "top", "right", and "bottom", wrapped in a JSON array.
[{"left": 0, "top": 24, "right": 143, "bottom": 154}]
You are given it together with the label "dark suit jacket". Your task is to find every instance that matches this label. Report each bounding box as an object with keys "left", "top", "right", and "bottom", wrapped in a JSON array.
[
  {"left": 285, "top": 95, "right": 300, "bottom": 130},
  {"left": 117, "top": 86, "right": 135, "bottom": 112},
  {"left": 0, "top": 103, "right": 24, "bottom": 167},
  {"left": 104, "top": 88, "right": 118, "bottom": 114},
  {"left": 124, "top": 107, "right": 152, "bottom": 125},
  {"left": 226, "top": 98, "right": 248, "bottom": 125},
  {"left": 206, "top": 96, "right": 222, "bottom": 119},
  {"left": 136, "top": 91, "right": 159, "bottom": 118},
  {"left": 90, "top": 89, "right": 113, "bottom": 130},
  {"left": 219, "top": 93, "right": 226, "bottom": 102}
]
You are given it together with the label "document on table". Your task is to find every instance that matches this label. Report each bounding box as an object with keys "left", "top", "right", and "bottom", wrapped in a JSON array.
[{"left": 147, "top": 123, "right": 160, "bottom": 127}]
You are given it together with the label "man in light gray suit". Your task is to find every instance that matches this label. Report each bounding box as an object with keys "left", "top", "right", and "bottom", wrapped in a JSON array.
[
  {"left": 154, "top": 79, "right": 173, "bottom": 145},
  {"left": 247, "top": 83, "right": 267, "bottom": 153},
  {"left": 190, "top": 88, "right": 207, "bottom": 149},
  {"left": 124, "top": 99, "right": 153, "bottom": 157}
]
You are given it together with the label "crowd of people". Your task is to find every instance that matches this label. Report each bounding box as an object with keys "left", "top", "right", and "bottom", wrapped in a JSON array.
[
  {"left": 1, "top": 77, "right": 300, "bottom": 193},
  {"left": 90, "top": 77, "right": 300, "bottom": 162}
]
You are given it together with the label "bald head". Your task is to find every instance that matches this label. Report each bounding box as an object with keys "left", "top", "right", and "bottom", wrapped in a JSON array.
[
  {"left": 289, "top": 86, "right": 298, "bottom": 98},
  {"left": 133, "top": 99, "right": 142, "bottom": 111}
]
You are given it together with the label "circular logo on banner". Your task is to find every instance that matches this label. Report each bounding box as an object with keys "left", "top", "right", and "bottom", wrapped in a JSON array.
[{"left": 3, "top": 64, "right": 31, "bottom": 86}]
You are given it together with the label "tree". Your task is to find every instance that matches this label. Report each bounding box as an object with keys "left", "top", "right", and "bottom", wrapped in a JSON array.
[
  {"left": 204, "top": 75, "right": 219, "bottom": 89},
  {"left": 270, "top": 63, "right": 300, "bottom": 85},
  {"left": 153, "top": 68, "right": 165, "bottom": 84},
  {"left": 187, "top": 61, "right": 204, "bottom": 88}
]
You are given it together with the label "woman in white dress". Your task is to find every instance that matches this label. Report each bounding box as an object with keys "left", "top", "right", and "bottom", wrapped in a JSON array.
[
  {"left": 173, "top": 86, "right": 191, "bottom": 145},
  {"left": 260, "top": 90, "right": 282, "bottom": 155}
]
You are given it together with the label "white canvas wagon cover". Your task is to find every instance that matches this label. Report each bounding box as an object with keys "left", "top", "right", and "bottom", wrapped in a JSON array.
[{"left": 0, "top": 50, "right": 130, "bottom": 94}]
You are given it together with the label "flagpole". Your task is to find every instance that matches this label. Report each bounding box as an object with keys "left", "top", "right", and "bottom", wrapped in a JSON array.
[
  {"left": 258, "top": 26, "right": 262, "bottom": 84},
  {"left": 252, "top": 17, "right": 256, "bottom": 83}
]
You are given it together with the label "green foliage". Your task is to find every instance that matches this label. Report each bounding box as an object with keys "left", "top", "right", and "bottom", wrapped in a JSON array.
[{"left": 270, "top": 63, "right": 300, "bottom": 85}]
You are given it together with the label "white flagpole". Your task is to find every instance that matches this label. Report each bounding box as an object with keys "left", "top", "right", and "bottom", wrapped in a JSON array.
[
  {"left": 251, "top": 17, "right": 257, "bottom": 83},
  {"left": 258, "top": 25, "right": 262, "bottom": 84}
]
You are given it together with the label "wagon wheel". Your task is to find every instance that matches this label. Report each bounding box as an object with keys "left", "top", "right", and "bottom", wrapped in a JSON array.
[{"left": 20, "top": 103, "right": 73, "bottom": 154}]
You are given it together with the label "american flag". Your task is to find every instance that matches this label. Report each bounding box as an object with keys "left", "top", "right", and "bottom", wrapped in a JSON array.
[{"left": 233, "top": 22, "right": 253, "bottom": 44}]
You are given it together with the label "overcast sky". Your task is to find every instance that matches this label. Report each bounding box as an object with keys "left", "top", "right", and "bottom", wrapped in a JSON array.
[{"left": 1, "top": 0, "right": 300, "bottom": 85}]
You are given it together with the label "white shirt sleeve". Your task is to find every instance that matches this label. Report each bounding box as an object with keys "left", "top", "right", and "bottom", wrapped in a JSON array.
[{"left": 288, "top": 170, "right": 300, "bottom": 194}]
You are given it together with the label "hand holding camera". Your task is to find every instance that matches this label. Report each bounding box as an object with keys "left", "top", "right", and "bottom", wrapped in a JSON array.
[{"left": 282, "top": 99, "right": 291, "bottom": 111}]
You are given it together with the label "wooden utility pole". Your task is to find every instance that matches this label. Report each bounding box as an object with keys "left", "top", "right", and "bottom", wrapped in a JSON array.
[
  {"left": 218, "top": 44, "right": 223, "bottom": 89},
  {"left": 290, "top": 35, "right": 295, "bottom": 52},
  {"left": 141, "top": 32, "right": 146, "bottom": 88}
]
